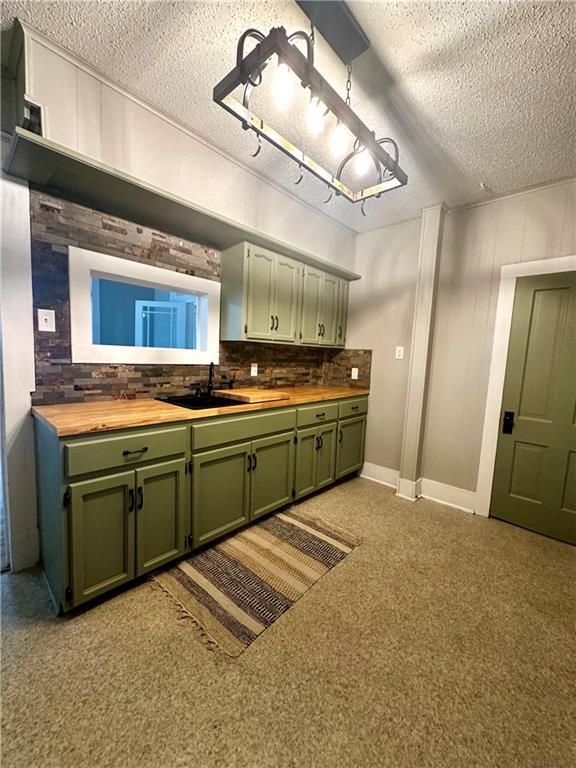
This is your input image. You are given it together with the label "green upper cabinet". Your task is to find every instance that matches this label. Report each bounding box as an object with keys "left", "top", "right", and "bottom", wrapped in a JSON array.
[
  {"left": 320, "top": 273, "right": 339, "bottom": 346},
  {"left": 68, "top": 471, "right": 135, "bottom": 608},
  {"left": 220, "top": 243, "right": 301, "bottom": 344},
  {"left": 135, "top": 458, "right": 188, "bottom": 576},
  {"left": 220, "top": 242, "right": 350, "bottom": 348},
  {"left": 274, "top": 254, "right": 301, "bottom": 343},
  {"left": 301, "top": 266, "right": 323, "bottom": 344},
  {"left": 336, "top": 279, "right": 349, "bottom": 347},
  {"left": 300, "top": 267, "right": 349, "bottom": 347},
  {"left": 246, "top": 246, "right": 276, "bottom": 340}
]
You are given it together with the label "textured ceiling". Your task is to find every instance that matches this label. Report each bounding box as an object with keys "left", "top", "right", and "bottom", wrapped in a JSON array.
[{"left": 1, "top": 1, "right": 575, "bottom": 233}]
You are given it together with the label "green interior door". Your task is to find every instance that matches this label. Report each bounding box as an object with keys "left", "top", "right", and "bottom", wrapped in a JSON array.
[
  {"left": 295, "top": 426, "right": 318, "bottom": 498},
  {"left": 301, "top": 267, "right": 322, "bottom": 344},
  {"left": 250, "top": 431, "right": 295, "bottom": 519},
  {"left": 192, "top": 442, "right": 251, "bottom": 546},
  {"left": 69, "top": 471, "right": 135, "bottom": 607},
  {"left": 320, "top": 273, "right": 339, "bottom": 346},
  {"left": 490, "top": 272, "right": 576, "bottom": 544},
  {"left": 246, "top": 246, "right": 275, "bottom": 340},
  {"left": 316, "top": 423, "right": 337, "bottom": 489},
  {"left": 274, "top": 255, "right": 300, "bottom": 343},
  {"left": 336, "top": 416, "right": 367, "bottom": 479},
  {"left": 135, "top": 459, "right": 187, "bottom": 576}
]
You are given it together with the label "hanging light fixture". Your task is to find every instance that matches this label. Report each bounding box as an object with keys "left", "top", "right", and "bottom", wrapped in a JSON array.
[{"left": 213, "top": 26, "right": 407, "bottom": 209}]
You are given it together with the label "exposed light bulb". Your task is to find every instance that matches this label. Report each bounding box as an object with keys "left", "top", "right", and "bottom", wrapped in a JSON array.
[
  {"left": 355, "top": 148, "right": 372, "bottom": 176},
  {"left": 330, "top": 121, "right": 349, "bottom": 157},
  {"left": 273, "top": 61, "right": 292, "bottom": 110},
  {"left": 307, "top": 96, "right": 326, "bottom": 135}
]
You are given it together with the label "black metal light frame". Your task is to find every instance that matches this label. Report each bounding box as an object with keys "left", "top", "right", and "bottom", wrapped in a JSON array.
[{"left": 213, "top": 26, "right": 407, "bottom": 205}]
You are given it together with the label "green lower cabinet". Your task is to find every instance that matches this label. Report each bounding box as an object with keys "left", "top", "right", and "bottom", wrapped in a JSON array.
[
  {"left": 294, "top": 426, "right": 318, "bottom": 499},
  {"left": 336, "top": 416, "right": 367, "bottom": 479},
  {"left": 69, "top": 471, "right": 135, "bottom": 608},
  {"left": 294, "top": 423, "right": 337, "bottom": 499},
  {"left": 135, "top": 459, "right": 188, "bottom": 576},
  {"left": 192, "top": 442, "right": 251, "bottom": 547},
  {"left": 250, "top": 431, "right": 295, "bottom": 519},
  {"left": 317, "top": 423, "right": 337, "bottom": 489}
]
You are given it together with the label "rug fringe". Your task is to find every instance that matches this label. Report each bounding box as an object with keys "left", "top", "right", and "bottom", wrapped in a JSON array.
[{"left": 149, "top": 579, "right": 236, "bottom": 663}]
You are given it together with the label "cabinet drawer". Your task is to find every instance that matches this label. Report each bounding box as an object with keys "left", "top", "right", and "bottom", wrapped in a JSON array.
[
  {"left": 339, "top": 397, "right": 368, "bottom": 419},
  {"left": 65, "top": 427, "right": 188, "bottom": 478},
  {"left": 191, "top": 409, "right": 296, "bottom": 451},
  {"left": 296, "top": 402, "right": 339, "bottom": 427}
]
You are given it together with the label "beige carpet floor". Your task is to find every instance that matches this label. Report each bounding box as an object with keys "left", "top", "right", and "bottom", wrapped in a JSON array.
[{"left": 1, "top": 478, "right": 575, "bottom": 768}]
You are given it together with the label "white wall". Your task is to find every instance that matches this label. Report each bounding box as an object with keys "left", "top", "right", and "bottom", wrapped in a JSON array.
[
  {"left": 352, "top": 178, "right": 576, "bottom": 505},
  {"left": 0, "top": 158, "right": 38, "bottom": 570},
  {"left": 348, "top": 219, "right": 422, "bottom": 473},
  {"left": 22, "top": 27, "right": 356, "bottom": 271},
  {"left": 422, "top": 178, "right": 576, "bottom": 492}
]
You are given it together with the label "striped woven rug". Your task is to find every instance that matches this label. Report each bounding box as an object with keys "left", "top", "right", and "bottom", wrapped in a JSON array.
[{"left": 154, "top": 510, "right": 361, "bottom": 657}]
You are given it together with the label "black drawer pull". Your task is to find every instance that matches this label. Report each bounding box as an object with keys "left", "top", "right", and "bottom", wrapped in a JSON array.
[
  {"left": 252, "top": 453, "right": 258, "bottom": 470},
  {"left": 247, "top": 454, "right": 252, "bottom": 472},
  {"left": 338, "top": 430, "right": 343, "bottom": 443},
  {"left": 137, "top": 487, "right": 144, "bottom": 510},
  {"left": 270, "top": 315, "right": 275, "bottom": 330},
  {"left": 128, "top": 488, "right": 135, "bottom": 512},
  {"left": 351, "top": 405, "right": 360, "bottom": 411},
  {"left": 316, "top": 412, "right": 326, "bottom": 418},
  {"left": 122, "top": 447, "right": 149, "bottom": 457}
]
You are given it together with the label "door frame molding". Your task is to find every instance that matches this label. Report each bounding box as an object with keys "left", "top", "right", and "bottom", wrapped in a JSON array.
[{"left": 476, "top": 254, "right": 576, "bottom": 517}]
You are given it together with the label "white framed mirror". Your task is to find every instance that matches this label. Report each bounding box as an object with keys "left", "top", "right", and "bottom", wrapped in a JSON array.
[{"left": 68, "top": 246, "right": 220, "bottom": 364}]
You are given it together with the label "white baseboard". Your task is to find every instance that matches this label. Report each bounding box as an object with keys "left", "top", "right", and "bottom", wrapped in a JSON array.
[
  {"left": 419, "top": 478, "right": 479, "bottom": 515},
  {"left": 360, "top": 462, "right": 399, "bottom": 489},
  {"left": 360, "top": 464, "right": 483, "bottom": 516},
  {"left": 396, "top": 477, "right": 421, "bottom": 501}
]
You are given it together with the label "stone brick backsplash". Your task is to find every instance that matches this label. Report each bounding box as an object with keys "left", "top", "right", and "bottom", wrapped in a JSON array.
[{"left": 30, "top": 191, "right": 371, "bottom": 404}]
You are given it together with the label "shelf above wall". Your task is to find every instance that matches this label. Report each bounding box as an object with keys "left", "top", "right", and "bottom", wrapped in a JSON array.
[{"left": 4, "top": 127, "right": 361, "bottom": 281}]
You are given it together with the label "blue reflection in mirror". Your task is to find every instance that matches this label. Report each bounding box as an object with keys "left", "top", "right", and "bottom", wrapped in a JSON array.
[{"left": 91, "top": 277, "right": 199, "bottom": 349}]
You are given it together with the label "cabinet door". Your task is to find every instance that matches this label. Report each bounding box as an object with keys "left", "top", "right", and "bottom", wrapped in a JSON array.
[
  {"left": 250, "top": 431, "right": 295, "bottom": 519},
  {"left": 135, "top": 459, "right": 187, "bottom": 576},
  {"left": 316, "top": 423, "right": 337, "bottom": 489},
  {"left": 320, "top": 273, "right": 339, "bottom": 346},
  {"left": 300, "top": 267, "right": 323, "bottom": 344},
  {"left": 274, "top": 255, "right": 300, "bottom": 343},
  {"left": 245, "top": 246, "right": 276, "bottom": 340},
  {"left": 192, "top": 442, "right": 251, "bottom": 547},
  {"left": 69, "top": 472, "right": 135, "bottom": 607},
  {"left": 336, "top": 416, "right": 367, "bottom": 479},
  {"left": 336, "top": 279, "right": 349, "bottom": 347},
  {"left": 294, "top": 426, "right": 318, "bottom": 499}
]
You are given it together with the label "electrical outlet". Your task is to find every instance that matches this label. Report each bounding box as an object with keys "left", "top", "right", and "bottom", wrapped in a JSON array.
[
  {"left": 37, "top": 309, "right": 56, "bottom": 333},
  {"left": 250, "top": 363, "right": 258, "bottom": 376},
  {"left": 395, "top": 346, "right": 404, "bottom": 360},
  {"left": 351, "top": 367, "right": 359, "bottom": 380}
]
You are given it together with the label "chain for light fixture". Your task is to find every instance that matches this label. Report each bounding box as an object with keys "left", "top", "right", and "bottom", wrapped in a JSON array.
[
  {"left": 345, "top": 64, "right": 352, "bottom": 107},
  {"left": 213, "top": 26, "right": 407, "bottom": 206}
]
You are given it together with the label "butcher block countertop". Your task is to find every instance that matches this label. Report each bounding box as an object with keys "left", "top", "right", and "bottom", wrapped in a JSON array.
[{"left": 32, "top": 385, "right": 370, "bottom": 437}]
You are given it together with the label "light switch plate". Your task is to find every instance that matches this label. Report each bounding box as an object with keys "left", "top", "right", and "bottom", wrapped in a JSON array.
[
  {"left": 351, "top": 367, "right": 359, "bottom": 380},
  {"left": 250, "top": 363, "right": 258, "bottom": 376},
  {"left": 37, "top": 309, "right": 56, "bottom": 333},
  {"left": 395, "top": 346, "right": 404, "bottom": 360}
]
